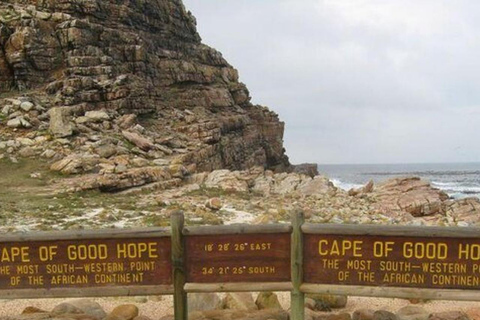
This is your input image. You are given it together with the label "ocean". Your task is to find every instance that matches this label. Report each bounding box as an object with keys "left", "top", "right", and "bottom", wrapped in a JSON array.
[{"left": 317, "top": 162, "right": 480, "bottom": 200}]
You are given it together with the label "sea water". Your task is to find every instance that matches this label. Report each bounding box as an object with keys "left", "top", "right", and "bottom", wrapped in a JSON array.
[{"left": 317, "top": 162, "right": 480, "bottom": 200}]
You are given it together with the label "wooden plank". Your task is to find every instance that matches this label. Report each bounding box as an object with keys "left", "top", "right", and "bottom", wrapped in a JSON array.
[
  {"left": 302, "top": 223, "right": 480, "bottom": 238},
  {"left": 291, "top": 211, "right": 305, "bottom": 320},
  {"left": 301, "top": 284, "right": 480, "bottom": 301},
  {"left": 184, "top": 224, "right": 291, "bottom": 236},
  {"left": 0, "top": 228, "right": 170, "bottom": 242},
  {"left": 185, "top": 282, "right": 293, "bottom": 293},
  {"left": 0, "top": 237, "right": 172, "bottom": 296},
  {"left": 185, "top": 233, "right": 291, "bottom": 283},
  {"left": 171, "top": 211, "right": 187, "bottom": 320},
  {"left": 0, "top": 285, "right": 173, "bottom": 299}
]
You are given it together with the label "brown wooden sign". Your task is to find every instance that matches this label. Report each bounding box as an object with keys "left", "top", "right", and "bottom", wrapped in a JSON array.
[
  {"left": 185, "top": 233, "right": 291, "bottom": 283},
  {"left": 0, "top": 237, "right": 172, "bottom": 291},
  {"left": 304, "top": 233, "right": 480, "bottom": 290}
]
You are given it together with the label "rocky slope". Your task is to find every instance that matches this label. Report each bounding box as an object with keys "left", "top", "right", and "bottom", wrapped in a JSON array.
[{"left": 0, "top": 0, "right": 289, "bottom": 192}]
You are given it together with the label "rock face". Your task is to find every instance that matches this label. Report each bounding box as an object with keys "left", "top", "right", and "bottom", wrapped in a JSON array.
[{"left": 0, "top": 0, "right": 289, "bottom": 182}]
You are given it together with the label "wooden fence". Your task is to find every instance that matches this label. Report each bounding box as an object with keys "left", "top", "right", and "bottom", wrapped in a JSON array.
[{"left": 2, "top": 211, "right": 480, "bottom": 320}]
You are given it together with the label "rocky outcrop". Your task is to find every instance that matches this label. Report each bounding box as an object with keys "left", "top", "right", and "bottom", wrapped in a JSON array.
[
  {"left": 372, "top": 177, "right": 449, "bottom": 217},
  {"left": 0, "top": 0, "right": 290, "bottom": 189},
  {"left": 352, "top": 177, "right": 480, "bottom": 225}
]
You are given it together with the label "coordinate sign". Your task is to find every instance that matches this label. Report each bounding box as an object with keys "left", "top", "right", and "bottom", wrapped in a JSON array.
[
  {"left": 0, "top": 238, "right": 172, "bottom": 290},
  {"left": 304, "top": 234, "right": 480, "bottom": 289},
  {"left": 186, "top": 233, "right": 291, "bottom": 282}
]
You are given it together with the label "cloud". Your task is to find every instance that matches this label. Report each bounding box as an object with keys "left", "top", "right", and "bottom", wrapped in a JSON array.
[{"left": 183, "top": 0, "right": 480, "bottom": 164}]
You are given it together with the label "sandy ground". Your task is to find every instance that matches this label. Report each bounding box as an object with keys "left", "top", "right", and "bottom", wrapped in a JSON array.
[{"left": 1, "top": 294, "right": 479, "bottom": 319}]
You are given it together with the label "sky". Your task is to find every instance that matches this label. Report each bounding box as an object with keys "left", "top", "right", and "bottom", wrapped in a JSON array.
[{"left": 183, "top": 0, "right": 480, "bottom": 165}]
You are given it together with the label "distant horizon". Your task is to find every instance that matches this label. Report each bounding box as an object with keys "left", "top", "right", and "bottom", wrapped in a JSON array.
[{"left": 314, "top": 161, "right": 480, "bottom": 166}]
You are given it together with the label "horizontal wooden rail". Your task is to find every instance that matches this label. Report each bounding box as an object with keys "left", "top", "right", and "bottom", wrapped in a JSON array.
[
  {"left": 0, "top": 227, "right": 171, "bottom": 242},
  {"left": 302, "top": 223, "right": 480, "bottom": 238},
  {"left": 184, "top": 223, "right": 291, "bottom": 235},
  {"left": 0, "top": 285, "right": 174, "bottom": 299},
  {"left": 301, "top": 284, "right": 480, "bottom": 301},
  {"left": 185, "top": 282, "right": 293, "bottom": 293}
]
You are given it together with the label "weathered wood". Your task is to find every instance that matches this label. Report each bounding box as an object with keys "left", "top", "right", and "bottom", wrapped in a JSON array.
[
  {"left": 184, "top": 224, "right": 291, "bottom": 235},
  {"left": 290, "top": 211, "right": 304, "bottom": 320},
  {"left": 301, "top": 284, "right": 480, "bottom": 301},
  {"left": 0, "top": 237, "right": 172, "bottom": 296},
  {"left": 171, "top": 211, "right": 187, "bottom": 320},
  {"left": 303, "top": 233, "right": 480, "bottom": 291},
  {"left": 0, "top": 227, "right": 170, "bottom": 242},
  {"left": 302, "top": 223, "right": 480, "bottom": 238},
  {"left": 185, "top": 233, "right": 291, "bottom": 283},
  {"left": 185, "top": 282, "right": 293, "bottom": 293},
  {"left": 0, "top": 285, "right": 173, "bottom": 299}
]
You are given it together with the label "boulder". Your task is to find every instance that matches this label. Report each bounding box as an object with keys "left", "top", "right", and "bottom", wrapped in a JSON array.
[
  {"left": 21, "top": 307, "right": 47, "bottom": 314},
  {"left": 20, "top": 101, "right": 34, "bottom": 112},
  {"left": 305, "top": 294, "right": 348, "bottom": 310},
  {"left": 374, "top": 311, "right": 398, "bottom": 320},
  {"left": 353, "top": 309, "right": 375, "bottom": 320},
  {"left": 106, "top": 304, "right": 139, "bottom": 320},
  {"left": 65, "top": 299, "right": 107, "bottom": 320},
  {"left": 205, "top": 198, "right": 222, "bottom": 211},
  {"left": 372, "top": 177, "right": 449, "bottom": 217},
  {"left": 255, "top": 292, "right": 282, "bottom": 310},
  {"left": 327, "top": 313, "right": 352, "bottom": 320},
  {"left": 396, "top": 306, "right": 429, "bottom": 320},
  {"left": 122, "top": 131, "right": 155, "bottom": 151},
  {"left": 292, "top": 163, "right": 319, "bottom": 177},
  {"left": 188, "top": 293, "right": 222, "bottom": 313},
  {"left": 85, "top": 111, "right": 110, "bottom": 121},
  {"left": 50, "top": 154, "right": 99, "bottom": 174},
  {"left": 189, "top": 309, "right": 288, "bottom": 320},
  {"left": 49, "top": 107, "right": 73, "bottom": 138},
  {"left": 51, "top": 303, "right": 83, "bottom": 315},
  {"left": 116, "top": 114, "right": 137, "bottom": 129},
  {"left": 297, "top": 176, "right": 337, "bottom": 197},
  {"left": 7, "top": 117, "right": 31, "bottom": 128},
  {"left": 428, "top": 312, "right": 470, "bottom": 320},
  {"left": 223, "top": 293, "right": 258, "bottom": 311},
  {"left": 205, "top": 170, "right": 249, "bottom": 192}
]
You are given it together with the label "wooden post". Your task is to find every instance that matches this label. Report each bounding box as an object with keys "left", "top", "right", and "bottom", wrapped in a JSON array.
[
  {"left": 291, "top": 210, "right": 305, "bottom": 320},
  {"left": 171, "top": 211, "right": 187, "bottom": 320}
]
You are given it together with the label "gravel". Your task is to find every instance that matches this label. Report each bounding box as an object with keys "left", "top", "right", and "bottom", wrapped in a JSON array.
[{"left": 1, "top": 294, "right": 479, "bottom": 318}]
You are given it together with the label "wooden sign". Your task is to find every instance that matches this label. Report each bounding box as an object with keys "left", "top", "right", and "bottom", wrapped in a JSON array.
[
  {"left": 304, "top": 232, "right": 480, "bottom": 290},
  {"left": 185, "top": 233, "right": 291, "bottom": 283},
  {"left": 0, "top": 229, "right": 172, "bottom": 298}
]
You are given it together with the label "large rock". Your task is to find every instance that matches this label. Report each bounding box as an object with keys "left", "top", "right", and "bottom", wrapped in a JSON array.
[
  {"left": 122, "top": 131, "right": 155, "bottom": 151},
  {"left": 223, "top": 293, "right": 258, "bottom": 311},
  {"left": 396, "top": 306, "right": 429, "bottom": 320},
  {"left": 48, "top": 107, "right": 73, "bottom": 138},
  {"left": 50, "top": 153, "right": 99, "bottom": 174},
  {"left": 106, "top": 304, "right": 139, "bottom": 320},
  {"left": 255, "top": 292, "right": 282, "bottom": 310},
  {"left": 372, "top": 177, "right": 449, "bottom": 217},
  {"left": 189, "top": 309, "right": 288, "bottom": 320},
  {"left": 305, "top": 293, "right": 348, "bottom": 310},
  {"left": 188, "top": 293, "right": 222, "bottom": 313},
  {"left": 204, "top": 170, "right": 249, "bottom": 192},
  {"left": 353, "top": 309, "right": 375, "bottom": 320},
  {"left": 428, "top": 312, "right": 470, "bottom": 320},
  {"left": 374, "top": 311, "right": 398, "bottom": 320},
  {"left": 64, "top": 299, "right": 107, "bottom": 320}
]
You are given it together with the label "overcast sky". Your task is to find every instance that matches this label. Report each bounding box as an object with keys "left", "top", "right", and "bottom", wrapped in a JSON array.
[{"left": 183, "top": 0, "right": 480, "bottom": 165}]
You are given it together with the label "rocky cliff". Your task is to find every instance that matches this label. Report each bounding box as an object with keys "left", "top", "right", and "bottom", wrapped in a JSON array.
[{"left": 0, "top": 0, "right": 289, "bottom": 190}]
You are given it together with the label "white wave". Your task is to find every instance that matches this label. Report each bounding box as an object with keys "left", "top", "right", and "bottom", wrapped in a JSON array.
[
  {"left": 330, "top": 178, "right": 364, "bottom": 191},
  {"left": 431, "top": 181, "right": 480, "bottom": 194}
]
